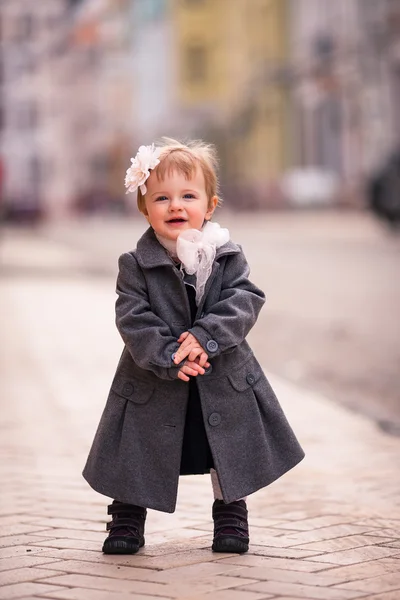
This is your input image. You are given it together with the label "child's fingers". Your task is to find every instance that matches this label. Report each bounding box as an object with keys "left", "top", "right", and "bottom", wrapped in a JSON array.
[
  {"left": 174, "top": 339, "right": 192, "bottom": 363},
  {"left": 188, "top": 347, "right": 202, "bottom": 362},
  {"left": 183, "top": 363, "right": 203, "bottom": 376},
  {"left": 197, "top": 352, "right": 209, "bottom": 367},
  {"left": 177, "top": 331, "right": 189, "bottom": 343},
  {"left": 184, "top": 361, "right": 205, "bottom": 375},
  {"left": 174, "top": 343, "right": 196, "bottom": 364},
  {"left": 174, "top": 347, "right": 190, "bottom": 364},
  {"left": 177, "top": 370, "right": 190, "bottom": 382}
]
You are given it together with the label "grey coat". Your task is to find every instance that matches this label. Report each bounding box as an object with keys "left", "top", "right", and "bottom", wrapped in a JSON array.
[{"left": 83, "top": 227, "right": 304, "bottom": 513}]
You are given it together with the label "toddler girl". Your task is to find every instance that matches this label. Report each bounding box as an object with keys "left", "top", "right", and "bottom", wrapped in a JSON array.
[{"left": 83, "top": 138, "right": 304, "bottom": 554}]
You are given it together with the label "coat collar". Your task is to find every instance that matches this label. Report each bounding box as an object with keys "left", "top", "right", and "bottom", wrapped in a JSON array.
[{"left": 135, "top": 227, "right": 241, "bottom": 270}]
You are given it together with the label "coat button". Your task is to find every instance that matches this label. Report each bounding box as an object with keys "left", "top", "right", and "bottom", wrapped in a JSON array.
[
  {"left": 208, "top": 412, "right": 221, "bottom": 426},
  {"left": 246, "top": 373, "right": 256, "bottom": 385},
  {"left": 171, "top": 352, "right": 176, "bottom": 362},
  {"left": 122, "top": 383, "right": 134, "bottom": 396},
  {"left": 204, "top": 364, "right": 213, "bottom": 375},
  {"left": 206, "top": 339, "right": 219, "bottom": 353}
]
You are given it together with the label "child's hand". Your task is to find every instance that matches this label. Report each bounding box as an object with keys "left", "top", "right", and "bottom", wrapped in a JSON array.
[
  {"left": 177, "top": 358, "right": 210, "bottom": 382},
  {"left": 175, "top": 332, "right": 208, "bottom": 367}
]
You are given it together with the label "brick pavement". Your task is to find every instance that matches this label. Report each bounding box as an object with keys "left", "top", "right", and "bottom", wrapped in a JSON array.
[{"left": 0, "top": 227, "right": 399, "bottom": 599}]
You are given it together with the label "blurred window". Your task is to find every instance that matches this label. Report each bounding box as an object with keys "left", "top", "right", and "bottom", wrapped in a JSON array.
[
  {"left": 30, "top": 156, "right": 41, "bottom": 186},
  {"left": 16, "top": 13, "right": 35, "bottom": 41},
  {"left": 135, "top": 0, "right": 166, "bottom": 22},
  {"left": 185, "top": 45, "right": 207, "bottom": 83},
  {"left": 16, "top": 102, "right": 38, "bottom": 130},
  {"left": 47, "top": 13, "right": 62, "bottom": 30}
]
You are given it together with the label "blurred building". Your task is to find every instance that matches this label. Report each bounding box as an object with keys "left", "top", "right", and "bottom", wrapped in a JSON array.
[
  {"left": 66, "top": 0, "right": 134, "bottom": 216},
  {"left": 289, "top": 0, "right": 400, "bottom": 205},
  {"left": 1, "top": 0, "right": 400, "bottom": 218},
  {"left": 173, "top": 0, "right": 291, "bottom": 208},
  {"left": 0, "top": 0, "right": 67, "bottom": 220}
]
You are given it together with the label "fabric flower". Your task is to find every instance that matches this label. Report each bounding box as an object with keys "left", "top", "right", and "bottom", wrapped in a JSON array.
[
  {"left": 124, "top": 144, "right": 161, "bottom": 195},
  {"left": 177, "top": 222, "right": 230, "bottom": 304}
]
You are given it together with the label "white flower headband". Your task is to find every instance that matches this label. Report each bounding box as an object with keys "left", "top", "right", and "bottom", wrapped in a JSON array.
[{"left": 124, "top": 144, "right": 162, "bottom": 195}]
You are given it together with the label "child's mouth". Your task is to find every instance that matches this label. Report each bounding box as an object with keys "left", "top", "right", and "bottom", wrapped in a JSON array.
[{"left": 167, "top": 218, "right": 187, "bottom": 224}]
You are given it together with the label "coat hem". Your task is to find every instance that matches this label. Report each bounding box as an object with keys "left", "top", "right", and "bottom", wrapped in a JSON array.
[
  {"left": 219, "top": 451, "right": 306, "bottom": 504},
  {"left": 82, "top": 471, "right": 178, "bottom": 514}
]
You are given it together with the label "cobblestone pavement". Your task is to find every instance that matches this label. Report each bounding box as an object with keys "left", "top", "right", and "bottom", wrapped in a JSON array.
[{"left": 0, "top": 217, "right": 400, "bottom": 599}]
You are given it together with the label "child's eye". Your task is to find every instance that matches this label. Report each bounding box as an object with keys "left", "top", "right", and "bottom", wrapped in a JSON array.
[
  {"left": 183, "top": 193, "right": 195, "bottom": 199},
  {"left": 155, "top": 196, "right": 168, "bottom": 201}
]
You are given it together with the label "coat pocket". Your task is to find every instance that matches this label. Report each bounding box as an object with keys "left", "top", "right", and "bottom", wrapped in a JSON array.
[
  {"left": 111, "top": 377, "right": 154, "bottom": 405},
  {"left": 227, "top": 357, "right": 263, "bottom": 392}
]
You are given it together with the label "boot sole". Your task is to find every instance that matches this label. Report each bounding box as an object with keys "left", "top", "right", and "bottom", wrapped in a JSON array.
[
  {"left": 212, "top": 536, "right": 249, "bottom": 553},
  {"left": 102, "top": 536, "right": 145, "bottom": 555}
]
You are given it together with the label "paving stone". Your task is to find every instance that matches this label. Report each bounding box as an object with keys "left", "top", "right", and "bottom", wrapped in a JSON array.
[
  {"left": 219, "top": 555, "right": 338, "bottom": 572},
  {"left": 187, "top": 591, "right": 273, "bottom": 600},
  {"left": 37, "top": 559, "right": 163, "bottom": 581},
  {"left": 36, "top": 573, "right": 170, "bottom": 596},
  {"left": 0, "top": 556, "right": 62, "bottom": 572},
  {"left": 307, "top": 545, "right": 399, "bottom": 565},
  {"left": 0, "top": 536, "right": 53, "bottom": 549},
  {"left": 284, "top": 524, "right": 379, "bottom": 545},
  {"left": 320, "top": 558, "right": 400, "bottom": 581},
  {"left": 162, "top": 575, "right": 259, "bottom": 597},
  {"left": 237, "top": 579, "right": 367, "bottom": 599},
  {"left": 275, "top": 516, "right": 360, "bottom": 531},
  {"left": 249, "top": 545, "right": 324, "bottom": 559},
  {"left": 334, "top": 570, "right": 400, "bottom": 593},
  {"left": 381, "top": 541, "right": 400, "bottom": 549},
  {"left": 293, "top": 534, "right": 396, "bottom": 553},
  {"left": 29, "top": 528, "right": 105, "bottom": 543},
  {"left": 361, "top": 593, "right": 400, "bottom": 600},
  {"left": 226, "top": 565, "right": 353, "bottom": 586},
  {"left": 0, "top": 517, "right": 39, "bottom": 527},
  {"left": 37, "top": 589, "right": 170, "bottom": 600},
  {"left": 150, "top": 561, "right": 249, "bottom": 583},
  {"left": 139, "top": 536, "right": 212, "bottom": 556},
  {"left": 0, "top": 583, "right": 65, "bottom": 600},
  {"left": 27, "top": 538, "right": 101, "bottom": 552},
  {"left": 20, "top": 518, "right": 105, "bottom": 532},
  {"left": 0, "top": 525, "right": 52, "bottom": 537},
  {"left": 0, "top": 546, "right": 55, "bottom": 560},
  {"left": 0, "top": 567, "right": 63, "bottom": 586}
]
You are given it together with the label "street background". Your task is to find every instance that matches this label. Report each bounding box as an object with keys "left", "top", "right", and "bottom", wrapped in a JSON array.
[{"left": 1, "top": 0, "right": 400, "bottom": 598}]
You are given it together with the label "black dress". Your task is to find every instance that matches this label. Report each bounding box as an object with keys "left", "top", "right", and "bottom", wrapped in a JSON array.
[{"left": 179, "top": 283, "right": 214, "bottom": 475}]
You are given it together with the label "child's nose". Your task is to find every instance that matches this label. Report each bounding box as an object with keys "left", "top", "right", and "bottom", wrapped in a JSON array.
[{"left": 169, "top": 197, "right": 183, "bottom": 210}]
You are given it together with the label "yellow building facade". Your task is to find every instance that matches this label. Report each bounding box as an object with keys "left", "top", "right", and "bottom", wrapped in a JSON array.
[{"left": 173, "top": 0, "right": 290, "bottom": 205}]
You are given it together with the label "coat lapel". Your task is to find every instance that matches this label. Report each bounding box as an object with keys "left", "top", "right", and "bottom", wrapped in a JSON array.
[
  {"left": 135, "top": 227, "right": 242, "bottom": 319},
  {"left": 135, "top": 227, "right": 176, "bottom": 270},
  {"left": 135, "top": 227, "right": 241, "bottom": 271}
]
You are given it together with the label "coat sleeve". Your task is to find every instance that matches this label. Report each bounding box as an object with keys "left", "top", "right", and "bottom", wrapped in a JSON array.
[
  {"left": 115, "top": 252, "right": 182, "bottom": 381},
  {"left": 188, "top": 249, "right": 265, "bottom": 358}
]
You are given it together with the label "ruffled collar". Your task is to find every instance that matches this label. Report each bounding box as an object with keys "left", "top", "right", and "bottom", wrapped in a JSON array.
[{"left": 155, "top": 221, "right": 230, "bottom": 304}]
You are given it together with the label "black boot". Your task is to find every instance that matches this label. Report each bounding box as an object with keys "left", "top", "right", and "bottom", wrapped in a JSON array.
[
  {"left": 102, "top": 500, "right": 146, "bottom": 554},
  {"left": 212, "top": 499, "right": 249, "bottom": 553}
]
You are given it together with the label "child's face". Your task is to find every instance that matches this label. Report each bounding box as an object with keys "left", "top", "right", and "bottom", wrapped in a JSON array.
[{"left": 143, "top": 167, "right": 217, "bottom": 241}]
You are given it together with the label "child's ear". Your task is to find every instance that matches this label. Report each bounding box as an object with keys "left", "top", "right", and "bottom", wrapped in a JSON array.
[{"left": 205, "top": 196, "right": 218, "bottom": 220}]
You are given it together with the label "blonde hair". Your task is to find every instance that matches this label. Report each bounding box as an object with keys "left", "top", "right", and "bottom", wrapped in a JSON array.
[{"left": 137, "top": 137, "right": 221, "bottom": 213}]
